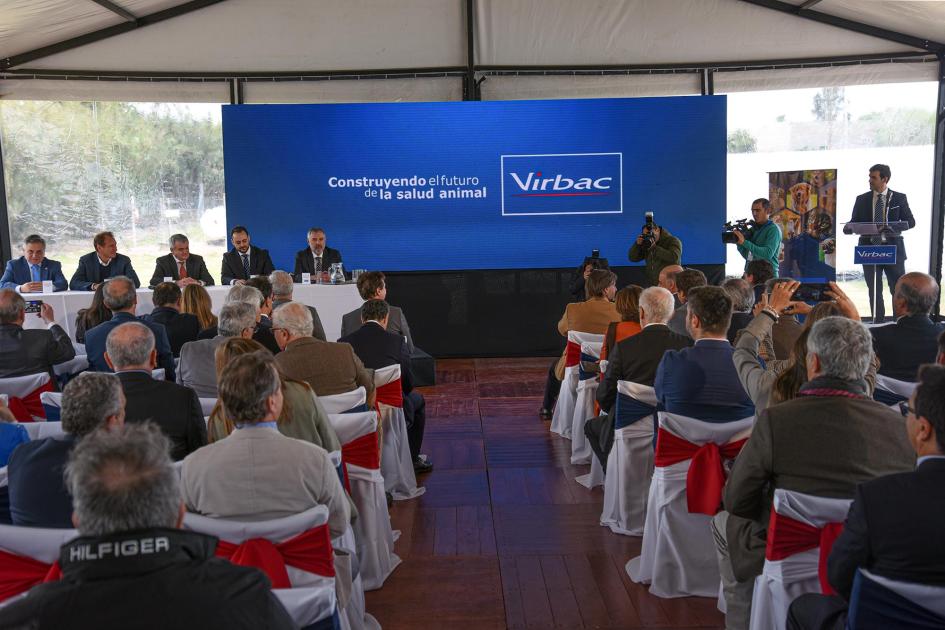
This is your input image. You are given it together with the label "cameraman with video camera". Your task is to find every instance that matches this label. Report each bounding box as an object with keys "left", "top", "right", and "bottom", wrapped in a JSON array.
[
  {"left": 728, "top": 198, "right": 782, "bottom": 276},
  {"left": 628, "top": 213, "right": 682, "bottom": 287}
]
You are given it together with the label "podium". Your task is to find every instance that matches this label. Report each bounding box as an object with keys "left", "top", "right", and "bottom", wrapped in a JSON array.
[{"left": 842, "top": 221, "right": 908, "bottom": 322}]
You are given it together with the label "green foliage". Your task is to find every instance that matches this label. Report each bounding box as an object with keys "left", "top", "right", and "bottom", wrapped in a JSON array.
[
  {"left": 858, "top": 107, "right": 935, "bottom": 146},
  {"left": 727, "top": 128, "right": 757, "bottom": 153}
]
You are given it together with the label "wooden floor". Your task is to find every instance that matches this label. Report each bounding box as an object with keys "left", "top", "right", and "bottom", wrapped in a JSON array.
[{"left": 365, "top": 358, "right": 725, "bottom": 630}]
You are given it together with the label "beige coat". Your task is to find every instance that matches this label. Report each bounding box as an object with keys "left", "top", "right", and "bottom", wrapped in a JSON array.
[
  {"left": 275, "top": 336, "right": 375, "bottom": 404},
  {"left": 554, "top": 298, "right": 620, "bottom": 379}
]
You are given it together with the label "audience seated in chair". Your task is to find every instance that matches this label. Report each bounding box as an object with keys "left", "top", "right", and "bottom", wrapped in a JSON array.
[
  {"left": 657, "top": 264, "right": 684, "bottom": 303},
  {"left": 269, "top": 270, "right": 327, "bottom": 341},
  {"left": 600, "top": 285, "right": 643, "bottom": 362},
  {"left": 589, "top": 287, "right": 690, "bottom": 467},
  {"left": 181, "top": 351, "right": 351, "bottom": 538},
  {"left": 180, "top": 283, "right": 217, "bottom": 335},
  {"left": 141, "top": 282, "right": 200, "bottom": 357},
  {"left": 197, "top": 284, "right": 280, "bottom": 354},
  {"left": 105, "top": 322, "right": 206, "bottom": 461},
  {"left": 666, "top": 268, "right": 706, "bottom": 337},
  {"left": 7, "top": 373, "right": 124, "bottom": 528},
  {"left": 0, "top": 289, "right": 75, "bottom": 380},
  {"left": 0, "top": 400, "right": 27, "bottom": 466},
  {"left": 0, "top": 422, "right": 295, "bottom": 629},
  {"left": 177, "top": 302, "right": 256, "bottom": 399},
  {"left": 787, "top": 364, "right": 945, "bottom": 630},
  {"left": 540, "top": 268, "right": 619, "bottom": 418},
  {"left": 715, "top": 316, "right": 915, "bottom": 630},
  {"left": 341, "top": 271, "right": 414, "bottom": 353},
  {"left": 762, "top": 277, "right": 804, "bottom": 361},
  {"left": 743, "top": 259, "right": 775, "bottom": 304},
  {"left": 273, "top": 302, "right": 376, "bottom": 408},
  {"left": 83, "top": 276, "right": 175, "bottom": 381},
  {"left": 870, "top": 272, "right": 944, "bottom": 382},
  {"left": 73, "top": 283, "right": 111, "bottom": 344},
  {"left": 340, "top": 299, "right": 430, "bottom": 474},
  {"left": 723, "top": 278, "right": 755, "bottom": 344}
]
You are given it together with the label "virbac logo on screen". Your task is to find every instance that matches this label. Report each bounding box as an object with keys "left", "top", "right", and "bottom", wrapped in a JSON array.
[{"left": 500, "top": 152, "right": 623, "bottom": 216}]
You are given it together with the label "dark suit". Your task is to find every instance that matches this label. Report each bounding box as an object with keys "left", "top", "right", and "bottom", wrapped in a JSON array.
[
  {"left": 293, "top": 247, "right": 342, "bottom": 281},
  {"left": 655, "top": 338, "right": 755, "bottom": 422},
  {"left": 149, "top": 254, "right": 215, "bottom": 288},
  {"left": 117, "top": 370, "right": 207, "bottom": 461},
  {"left": 727, "top": 312, "right": 753, "bottom": 345},
  {"left": 220, "top": 245, "right": 275, "bottom": 286},
  {"left": 0, "top": 323, "right": 76, "bottom": 379},
  {"left": 340, "top": 321, "right": 424, "bottom": 461},
  {"left": 84, "top": 312, "right": 175, "bottom": 381},
  {"left": 850, "top": 189, "right": 915, "bottom": 320},
  {"left": 0, "top": 257, "right": 68, "bottom": 292},
  {"left": 272, "top": 299, "right": 326, "bottom": 341},
  {"left": 341, "top": 304, "right": 413, "bottom": 352},
  {"left": 141, "top": 307, "right": 200, "bottom": 357},
  {"left": 870, "top": 314, "right": 945, "bottom": 382},
  {"left": 7, "top": 435, "right": 77, "bottom": 527},
  {"left": 786, "top": 457, "right": 945, "bottom": 630},
  {"left": 69, "top": 252, "right": 140, "bottom": 291}
]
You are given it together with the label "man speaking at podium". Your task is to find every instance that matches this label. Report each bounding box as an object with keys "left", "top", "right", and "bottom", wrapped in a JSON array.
[{"left": 850, "top": 164, "right": 915, "bottom": 321}]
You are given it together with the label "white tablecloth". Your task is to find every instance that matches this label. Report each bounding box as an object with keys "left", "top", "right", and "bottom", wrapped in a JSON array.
[{"left": 20, "top": 283, "right": 362, "bottom": 343}]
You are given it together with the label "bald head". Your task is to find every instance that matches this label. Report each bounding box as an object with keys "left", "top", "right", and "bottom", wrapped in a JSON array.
[
  {"left": 105, "top": 322, "right": 156, "bottom": 371},
  {"left": 895, "top": 272, "right": 939, "bottom": 317},
  {"left": 658, "top": 265, "right": 684, "bottom": 293}
]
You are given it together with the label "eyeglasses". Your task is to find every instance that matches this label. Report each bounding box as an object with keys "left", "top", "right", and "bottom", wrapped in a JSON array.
[{"left": 899, "top": 401, "right": 915, "bottom": 418}]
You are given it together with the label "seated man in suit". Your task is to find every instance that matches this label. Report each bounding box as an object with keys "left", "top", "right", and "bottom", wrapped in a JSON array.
[
  {"left": 293, "top": 226, "right": 342, "bottom": 283},
  {"left": 269, "top": 270, "right": 326, "bottom": 341},
  {"left": 0, "top": 234, "right": 68, "bottom": 292},
  {"left": 715, "top": 316, "right": 915, "bottom": 630},
  {"left": 0, "top": 289, "right": 75, "bottom": 379},
  {"left": 221, "top": 225, "right": 275, "bottom": 286},
  {"left": 181, "top": 351, "right": 351, "bottom": 537},
  {"left": 723, "top": 278, "right": 755, "bottom": 344},
  {"left": 149, "top": 234, "right": 215, "bottom": 289},
  {"left": 273, "top": 302, "right": 375, "bottom": 406},
  {"left": 177, "top": 302, "right": 256, "bottom": 399},
  {"left": 590, "top": 286, "right": 691, "bottom": 467},
  {"left": 69, "top": 231, "right": 141, "bottom": 291},
  {"left": 787, "top": 363, "right": 945, "bottom": 630},
  {"left": 656, "top": 285, "right": 755, "bottom": 422},
  {"left": 7, "top": 372, "right": 125, "bottom": 527},
  {"left": 340, "top": 271, "right": 414, "bottom": 352},
  {"left": 198, "top": 284, "right": 280, "bottom": 354},
  {"left": 340, "top": 299, "right": 430, "bottom": 474},
  {"left": 105, "top": 322, "right": 207, "bottom": 461},
  {"left": 0, "top": 423, "right": 295, "bottom": 630},
  {"left": 84, "top": 276, "right": 175, "bottom": 381},
  {"left": 142, "top": 282, "right": 200, "bottom": 357},
  {"left": 870, "top": 272, "right": 944, "bottom": 382},
  {"left": 657, "top": 264, "right": 683, "bottom": 301},
  {"left": 666, "top": 268, "right": 706, "bottom": 337}
]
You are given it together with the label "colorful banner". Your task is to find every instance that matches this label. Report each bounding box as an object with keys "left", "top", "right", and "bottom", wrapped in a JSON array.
[{"left": 769, "top": 169, "right": 837, "bottom": 282}]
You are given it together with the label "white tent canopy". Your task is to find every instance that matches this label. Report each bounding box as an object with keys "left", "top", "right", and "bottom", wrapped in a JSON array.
[{"left": 0, "top": 0, "right": 943, "bottom": 102}]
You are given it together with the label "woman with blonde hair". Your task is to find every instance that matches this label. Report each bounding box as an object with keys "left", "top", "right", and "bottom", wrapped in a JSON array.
[
  {"left": 181, "top": 283, "right": 217, "bottom": 333},
  {"left": 601, "top": 285, "right": 643, "bottom": 361},
  {"left": 206, "top": 338, "right": 340, "bottom": 452}
]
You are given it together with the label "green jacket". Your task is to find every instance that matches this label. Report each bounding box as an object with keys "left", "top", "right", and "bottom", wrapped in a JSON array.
[
  {"left": 628, "top": 227, "right": 682, "bottom": 287},
  {"left": 737, "top": 221, "right": 782, "bottom": 276}
]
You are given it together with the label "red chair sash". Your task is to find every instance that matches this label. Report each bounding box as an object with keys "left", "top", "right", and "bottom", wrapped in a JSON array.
[
  {"left": 375, "top": 380, "right": 403, "bottom": 408},
  {"left": 0, "top": 550, "right": 61, "bottom": 602},
  {"left": 766, "top": 510, "right": 845, "bottom": 595},
  {"left": 7, "top": 380, "right": 54, "bottom": 422},
  {"left": 214, "top": 524, "right": 335, "bottom": 589},
  {"left": 342, "top": 432, "right": 380, "bottom": 471},
  {"left": 564, "top": 341, "right": 581, "bottom": 368},
  {"left": 653, "top": 428, "right": 748, "bottom": 515}
]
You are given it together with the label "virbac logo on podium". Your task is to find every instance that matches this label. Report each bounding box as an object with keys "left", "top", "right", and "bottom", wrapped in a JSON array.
[{"left": 500, "top": 152, "right": 623, "bottom": 216}]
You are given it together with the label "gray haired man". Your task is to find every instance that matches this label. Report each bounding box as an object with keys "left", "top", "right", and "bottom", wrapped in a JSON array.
[
  {"left": 177, "top": 301, "right": 257, "bottom": 399},
  {"left": 149, "top": 233, "right": 215, "bottom": 289},
  {"left": 0, "top": 423, "right": 296, "bottom": 629},
  {"left": 714, "top": 317, "right": 916, "bottom": 629},
  {"left": 270, "top": 270, "right": 327, "bottom": 341},
  {"left": 7, "top": 372, "right": 125, "bottom": 528}
]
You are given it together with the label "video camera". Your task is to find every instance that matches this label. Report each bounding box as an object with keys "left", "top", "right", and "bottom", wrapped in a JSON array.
[{"left": 722, "top": 218, "right": 755, "bottom": 244}]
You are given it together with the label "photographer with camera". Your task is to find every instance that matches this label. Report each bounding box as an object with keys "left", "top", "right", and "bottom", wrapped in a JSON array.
[
  {"left": 628, "top": 213, "right": 682, "bottom": 287},
  {"left": 727, "top": 198, "right": 782, "bottom": 277},
  {"left": 570, "top": 253, "right": 610, "bottom": 302}
]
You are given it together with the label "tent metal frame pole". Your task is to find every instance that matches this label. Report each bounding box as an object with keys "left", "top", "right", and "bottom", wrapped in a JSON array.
[
  {"left": 463, "top": 0, "right": 478, "bottom": 100},
  {"left": 0, "top": 131, "right": 10, "bottom": 265},
  {"left": 89, "top": 0, "right": 137, "bottom": 22},
  {"left": 930, "top": 53, "right": 945, "bottom": 316}
]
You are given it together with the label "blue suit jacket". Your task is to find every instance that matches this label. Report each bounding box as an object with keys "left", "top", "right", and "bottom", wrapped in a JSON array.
[
  {"left": 69, "top": 252, "right": 141, "bottom": 291},
  {"left": 7, "top": 434, "right": 77, "bottom": 528},
  {"left": 655, "top": 338, "right": 755, "bottom": 422},
  {"left": 84, "top": 312, "right": 175, "bottom": 381},
  {"left": 0, "top": 257, "right": 68, "bottom": 291},
  {"left": 849, "top": 189, "right": 915, "bottom": 261}
]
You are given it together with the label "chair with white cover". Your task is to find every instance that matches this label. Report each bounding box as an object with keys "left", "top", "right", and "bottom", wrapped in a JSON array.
[
  {"left": 748, "top": 489, "right": 852, "bottom": 630},
  {"left": 52, "top": 355, "right": 88, "bottom": 378},
  {"left": 22, "top": 422, "right": 63, "bottom": 441},
  {"left": 374, "top": 365, "right": 423, "bottom": 500},
  {"left": 151, "top": 368, "right": 165, "bottom": 381},
  {"left": 319, "top": 387, "right": 368, "bottom": 415},
  {"left": 0, "top": 395, "right": 6, "bottom": 407},
  {"left": 183, "top": 506, "right": 339, "bottom": 629},
  {"left": 0, "top": 373, "right": 53, "bottom": 422},
  {"left": 569, "top": 340, "right": 604, "bottom": 465},
  {"left": 873, "top": 374, "right": 918, "bottom": 408},
  {"left": 0, "top": 523, "right": 77, "bottom": 604},
  {"left": 328, "top": 409, "right": 400, "bottom": 591},
  {"left": 601, "top": 381, "right": 658, "bottom": 536},
  {"left": 39, "top": 392, "right": 63, "bottom": 422},
  {"left": 198, "top": 397, "right": 217, "bottom": 418},
  {"left": 575, "top": 358, "right": 611, "bottom": 489},
  {"left": 627, "top": 411, "right": 754, "bottom": 598},
  {"left": 847, "top": 568, "right": 945, "bottom": 628},
  {"left": 551, "top": 331, "right": 604, "bottom": 438}
]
